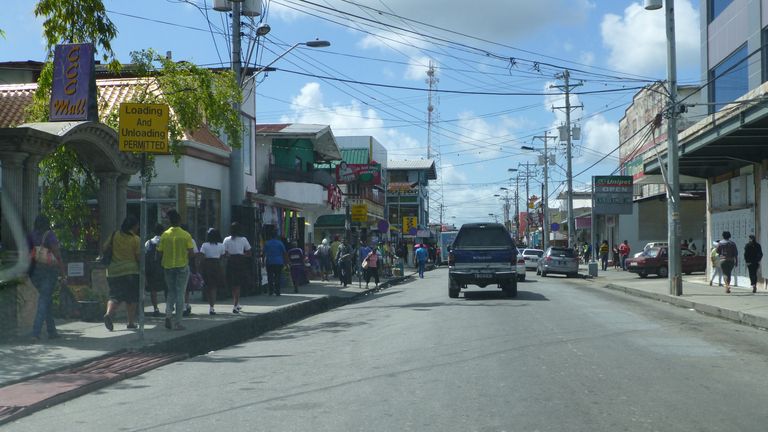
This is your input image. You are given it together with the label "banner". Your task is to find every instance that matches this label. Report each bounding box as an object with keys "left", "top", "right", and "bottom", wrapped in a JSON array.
[{"left": 336, "top": 160, "right": 382, "bottom": 184}]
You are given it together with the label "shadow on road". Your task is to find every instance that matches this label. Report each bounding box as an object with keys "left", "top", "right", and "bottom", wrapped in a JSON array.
[{"left": 462, "top": 290, "right": 548, "bottom": 301}]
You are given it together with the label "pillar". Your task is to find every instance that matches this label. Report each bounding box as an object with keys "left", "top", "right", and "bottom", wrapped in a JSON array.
[
  {"left": 0, "top": 152, "right": 28, "bottom": 250},
  {"left": 116, "top": 174, "right": 130, "bottom": 227},
  {"left": 97, "top": 172, "right": 119, "bottom": 242},
  {"left": 22, "top": 154, "right": 42, "bottom": 233}
]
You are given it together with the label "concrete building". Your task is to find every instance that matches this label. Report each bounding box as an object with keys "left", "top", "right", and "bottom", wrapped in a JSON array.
[{"left": 639, "top": 0, "right": 768, "bottom": 282}]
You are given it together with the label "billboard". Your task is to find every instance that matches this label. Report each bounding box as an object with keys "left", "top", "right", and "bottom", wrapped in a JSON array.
[
  {"left": 335, "top": 161, "right": 382, "bottom": 184},
  {"left": 592, "top": 176, "right": 633, "bottom": 215}
]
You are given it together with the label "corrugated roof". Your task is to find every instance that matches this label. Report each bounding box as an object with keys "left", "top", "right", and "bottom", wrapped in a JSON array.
[
  {"left": 387, "top": 159, "right": 437, "bottom": 180},
  {"left": 0, "top": 78, "right": 229, "bottom": 151},
  {"left": 341, "top": 148, "right": 369, "bottom": 164}
]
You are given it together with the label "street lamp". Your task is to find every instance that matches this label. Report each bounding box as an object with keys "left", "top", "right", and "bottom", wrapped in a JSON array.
[{"left": 646, "top": 0, "right": 682, "bottom": 296}]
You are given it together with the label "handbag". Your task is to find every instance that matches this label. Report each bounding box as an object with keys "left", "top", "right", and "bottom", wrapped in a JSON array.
[
  {"left": 362, "top": 257, "right": 369, "bottom": 269},
  {"left": 30, "top": 231, "right": 57, "bottom": 266},
  {"left": 98, "top": 232, "right": 115, "bottom": 266}
]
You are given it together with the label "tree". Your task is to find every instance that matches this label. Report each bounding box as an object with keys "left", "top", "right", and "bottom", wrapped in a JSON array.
[{"left": 26, "top": 1, "right": 242, "bottom": 249}]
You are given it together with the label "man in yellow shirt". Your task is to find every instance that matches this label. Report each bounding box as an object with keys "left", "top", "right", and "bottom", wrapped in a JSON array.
[{"left": 157, "top": 209, "right": 195, "bottom": 331}]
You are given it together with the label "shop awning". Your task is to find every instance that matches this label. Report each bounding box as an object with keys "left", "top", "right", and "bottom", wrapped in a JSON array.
[{"left": 315, "top": 214, "right": 346, "bottom": 228}]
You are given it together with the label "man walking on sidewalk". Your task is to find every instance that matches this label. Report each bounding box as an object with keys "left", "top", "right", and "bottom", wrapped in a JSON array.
[
  {"left": 744, "top": 234, "right": 763, "bottom": 293},
  {"left": 619, "top": 240, "right": 630, "bottom": 271},
  {"left": 158, "top": 210, "right": 195, "bottom": 331},
  {"left": 716, "top": 231, "right": 739, "bottom": 294}
]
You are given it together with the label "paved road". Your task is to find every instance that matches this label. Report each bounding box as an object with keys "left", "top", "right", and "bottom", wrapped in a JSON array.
[{"left": 9, "top": 268, "right": 768, "bottom": 431}]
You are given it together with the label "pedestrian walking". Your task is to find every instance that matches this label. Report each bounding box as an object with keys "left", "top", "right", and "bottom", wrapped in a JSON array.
[
  {"left": 102, "top": 216, "right": 140, "bottom": 331},
  {"left": 180, "top": 224, "right": 199, "bottom": 317},
  {"left": 744, "top": 234, "right": 763, "bottom": 293},
  {"left": 330, "top": 236, "right": 341, "bottom": 279},
  {"left": 336, "top": 238, "right": 353, "bottom": 287},
  {"left": 144, "top": 223, "right": 166, "bottom": 317},
  {"left": 716, "top": 231, "right": 739, "bottom": 294},
  {"left": 612, "top": 244, "right": 620, "bottom": 269},
  {"left": 619, "top": 240, "right": 631, "bottom": 270},
  {"left": 263, "top": 231, "right": 288, "bottom": 295},
  {"left": 157, "top": 209, "right": 195, "bottom": 331},
  {"left": 416, "top": 243, "right": 428, "bottom": 278},
  {"left": 709, "top": 241, "right": 723, "bottom": 287},
  {"left": 223, "top": 222, "right": 251, "bottom": 312},
  {"left": 200, "top": 228, "right": 225, "bottom": 315},
  {"left": 363, "top": 244, "right": 380, "bottom": 288},
  {"left": 583, "top": 242, "right": 592, "bottom": 263},
  {"left": 28, "top": 214, "right": 66, "bottom": 341},
  {"left": 315, "top": 238, "right": 332, "bottom": 281},
  {"left": 599, "top": 240, "right": 609, "bottom": 271}
]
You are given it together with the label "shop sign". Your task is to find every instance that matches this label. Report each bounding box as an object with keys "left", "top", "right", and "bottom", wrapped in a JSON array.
[
  {"left": 50, "top": 43, "right": 97, "bottom": 121},
  {"left": 327, "top": 184, "right": 342, "bottom": 210},
  {"left": 336, "top": 160, "right": 382, "bottom": 184},
  {"left": 593, "top": 175, "right": 633, "bottom": 215},
  {"left": 351, "top": 204, "right": 368, "bottom": 222},
  {"left": 402, "top": 216, "right": 417, "bottom": 234}
]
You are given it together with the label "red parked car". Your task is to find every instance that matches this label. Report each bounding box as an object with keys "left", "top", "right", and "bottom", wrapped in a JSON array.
[{"left": 625, "top": 247, "right": 706, "bottom": 278}]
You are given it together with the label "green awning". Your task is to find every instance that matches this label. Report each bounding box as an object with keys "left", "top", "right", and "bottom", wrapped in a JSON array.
[{"left": 315, "top": 214, "right": 346, "bottom": 227}]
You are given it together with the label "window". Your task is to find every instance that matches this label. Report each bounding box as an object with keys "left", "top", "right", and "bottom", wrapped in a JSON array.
[
  {"left": 709, "top": 44, "right": 749, "bottom": 113},
  {"left": 709, "top": 0, "right": 733, "bottom": 22},
  {"left": 183, "top": 185, "right": 221, "bottom": 243}
]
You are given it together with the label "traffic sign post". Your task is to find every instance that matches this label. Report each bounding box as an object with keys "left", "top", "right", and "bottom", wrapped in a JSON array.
[{"left": 118, "top": 103, "right": 170, "bottom": 340}]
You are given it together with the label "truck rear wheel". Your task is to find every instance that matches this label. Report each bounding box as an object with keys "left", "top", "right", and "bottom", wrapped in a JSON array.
[
  {"left": 503, "top": 280, "right": 518, "bottom": 298},
  {"left": 449, "top": 278, "right": 460, "bottom": 298}
]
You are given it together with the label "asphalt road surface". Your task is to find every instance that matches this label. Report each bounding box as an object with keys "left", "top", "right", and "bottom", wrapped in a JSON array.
[{"left": 10, "top": 268, "right": 768, "bottom": 431}]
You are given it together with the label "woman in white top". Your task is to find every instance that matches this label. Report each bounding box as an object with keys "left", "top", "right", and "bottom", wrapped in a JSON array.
[
  {"left": 223, "top": 222, "right": 252, "bottom": 313},
  {"left": 200, "top": 228, "right": 226, "bottom": 315}
]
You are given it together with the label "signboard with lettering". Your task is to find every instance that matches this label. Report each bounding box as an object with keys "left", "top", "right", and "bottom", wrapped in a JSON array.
[
  {"left": 592, "top": 175, "right": 633, "bottom": 215},
  {"left": 351, "top": 204, "right": 368, "bottom": 222},
  {"left": 118, "top": 103, "right": 170, "bottom": 153},
  {"left": 336, "top": 161, "right": 382, "bottom": 184},
  {"left": 402, "top": 216, "right": 417, "bottom": 234},
  {"left": 50, "top": 43, "right": 98, "bottom": 122}
]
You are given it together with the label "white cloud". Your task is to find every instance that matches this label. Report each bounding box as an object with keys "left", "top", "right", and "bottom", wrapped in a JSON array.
[
  {"left": 601, "top": 0, "right": 700, "bottom": 76},
  {"left": 281, "top": 83, "right": 425, "bottom": 159},
  {"left": 581, "top": 114, "right": 618, "bottom": 159}
]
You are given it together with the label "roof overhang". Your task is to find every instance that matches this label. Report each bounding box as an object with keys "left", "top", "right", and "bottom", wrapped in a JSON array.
[
  {"left": 255, "top": 123, "right": 342, "bottom": 161},
  {"left": 633, "top": 174, "right": 705, "bottom": 186},
  {"left": 645, "top": 82, "right": 768, "bottom": 178}
]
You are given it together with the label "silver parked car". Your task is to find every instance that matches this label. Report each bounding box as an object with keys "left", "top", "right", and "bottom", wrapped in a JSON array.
[
  {"left": 537, "top": 246, "right": 579, "bottom": 278},
  {"left": 520, "top": 248, "right": 544, "bottom": 271}
]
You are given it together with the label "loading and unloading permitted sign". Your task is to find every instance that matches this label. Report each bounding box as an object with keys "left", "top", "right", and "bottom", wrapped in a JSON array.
[{"left": 118, "top": 103, "right": 169, "bottom": 153}]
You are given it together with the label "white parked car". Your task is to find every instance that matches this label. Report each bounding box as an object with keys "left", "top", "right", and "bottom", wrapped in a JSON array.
[{"left": 520, "top": 248, "right": 544, "bottom": 271}]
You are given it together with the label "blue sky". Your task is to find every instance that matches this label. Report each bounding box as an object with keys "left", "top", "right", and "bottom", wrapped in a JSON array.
[{"left": 1, "top": 0, "right": 702, "bottom": 226}]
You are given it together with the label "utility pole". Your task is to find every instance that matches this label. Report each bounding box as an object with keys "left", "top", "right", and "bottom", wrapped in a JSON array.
[
  {"left": 514, "top": 176, "right": 520, "bottom": 243},
  {"left": 552, "top": 70, "right": 583, "bottom": 249},
  {"left": 229, "top": 2, "right": 243, "bottom": 208},
  {"left": 517, "top": 162, "right": 536, "bottom": 247},
  {"left": 532, "top": 131, "right": 556, "bottom": 251}
]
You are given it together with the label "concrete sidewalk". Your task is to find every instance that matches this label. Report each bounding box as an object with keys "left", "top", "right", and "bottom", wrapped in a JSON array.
[
  {"left": 576, "top": 264, "right": 768, "bottom": 330},
  {"left": 0, "top": 271, "right": 419, "bottom": 427}
]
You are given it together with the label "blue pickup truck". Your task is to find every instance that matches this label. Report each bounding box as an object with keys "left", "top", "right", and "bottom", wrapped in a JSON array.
[{"left": 447, "top": 223, "right": 519, "bottom": 298}]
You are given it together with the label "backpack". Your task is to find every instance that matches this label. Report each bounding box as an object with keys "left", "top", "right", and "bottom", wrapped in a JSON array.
[{"left": 145, "top": 240, "right": 163, "bottom": 278}]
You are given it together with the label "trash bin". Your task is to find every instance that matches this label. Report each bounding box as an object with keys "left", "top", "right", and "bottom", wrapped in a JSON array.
[{"left": 588, "top": 261, "right": 598, "bottom": 277}]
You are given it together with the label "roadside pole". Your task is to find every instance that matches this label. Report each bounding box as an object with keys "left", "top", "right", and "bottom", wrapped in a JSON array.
[{"left": 118, "top": 102, "right": 170, "bottom": 341}]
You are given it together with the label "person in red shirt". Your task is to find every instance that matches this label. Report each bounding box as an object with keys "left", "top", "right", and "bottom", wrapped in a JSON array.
[{"left": 619, "top": 240, "right": 631, "bottom": 271}]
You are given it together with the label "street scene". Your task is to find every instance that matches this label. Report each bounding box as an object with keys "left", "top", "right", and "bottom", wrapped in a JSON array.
[{"left": 3, "top": 0, "right": 768, "bottom": 430}]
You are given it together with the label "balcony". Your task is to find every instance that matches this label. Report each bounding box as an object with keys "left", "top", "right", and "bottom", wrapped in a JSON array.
[{"left": 266, "top": 165, "right": 336, "bottom": 195}]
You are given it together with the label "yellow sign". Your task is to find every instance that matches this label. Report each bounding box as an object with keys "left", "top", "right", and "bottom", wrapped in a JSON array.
[
  {"left": 402, "top": 216, "right": 417, "bottom": 233},
  {"left": 351, "top": 204, "right": 368, "bottom": 222},
  {"left": 118, "top": 103, "right": 170, "bottom": 153}
]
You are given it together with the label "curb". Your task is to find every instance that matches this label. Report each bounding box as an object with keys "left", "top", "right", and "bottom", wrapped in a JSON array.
[{"left": 600, "top": 282, "right": 768, "bottom": 331}]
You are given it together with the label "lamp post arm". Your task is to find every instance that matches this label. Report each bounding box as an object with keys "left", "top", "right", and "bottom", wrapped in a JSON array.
[{"left": 242, "top": 42, "right": 302, "bottom": 87}]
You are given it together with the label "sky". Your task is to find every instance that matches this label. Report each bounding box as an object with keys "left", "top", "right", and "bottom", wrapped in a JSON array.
[{"left": 0, "top": 0, "right": 703, "bottom": 227}]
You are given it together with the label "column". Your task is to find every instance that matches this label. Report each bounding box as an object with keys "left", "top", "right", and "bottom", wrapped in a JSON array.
[
  {"left": 116, "top": 174, "right": 130, "bottom": 227},
  {"left": 22, "top": 154, "right": 42, "bottom": 233},
  {"left": 0, "top": 152, "right": 28, "bottom": 250},
  {"left": 97, "top": 172, "right": 119, "bottom": 242}
]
